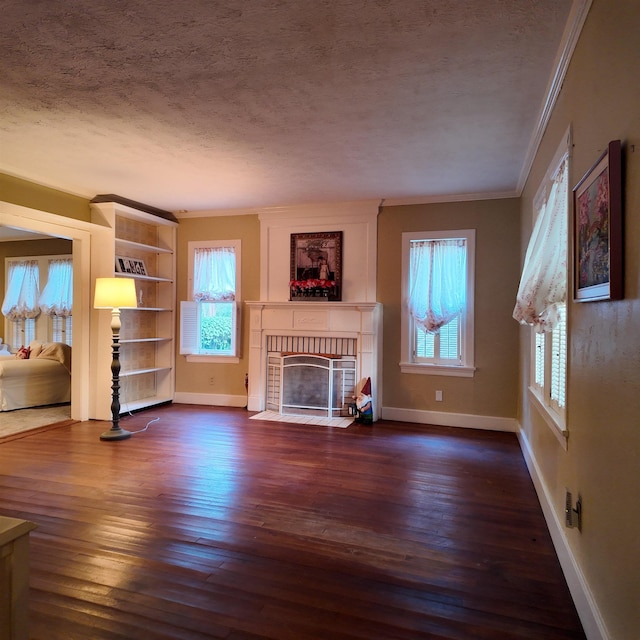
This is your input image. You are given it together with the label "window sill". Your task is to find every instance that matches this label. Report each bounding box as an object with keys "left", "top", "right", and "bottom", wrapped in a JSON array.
[
  {"left": 399, "top": 362, "right": 475, "bottom": 378},
  {"left": 185, "top": 354, "right": 240, "bottom": 364},
  {"left": 528, "top": 386, "right": 568, "bottom": 450}
]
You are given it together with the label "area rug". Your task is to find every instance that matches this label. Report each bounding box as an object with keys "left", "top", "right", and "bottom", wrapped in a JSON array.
[
  {"left": 249, "top": 410, "right": 353, "bottom": 428},
  {"left": 0, "top": 404, "right": 74, "bottom": 443}
]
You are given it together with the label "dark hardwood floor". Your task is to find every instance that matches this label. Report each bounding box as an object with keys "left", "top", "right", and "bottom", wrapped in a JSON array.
[{"left": 0, "top": 404, "right": 585, "bottom": 639}]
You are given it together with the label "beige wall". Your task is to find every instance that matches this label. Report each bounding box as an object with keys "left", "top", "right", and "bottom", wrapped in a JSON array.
[
  {"left": 517, "top": 0, "right": 640, "bottom": 637},
  {"left": 0, "top": 173, "right": 90, "bottom": 221},
  {"left": 378, "top": 198, "right": 520, "bottom": 419},
  {"left": 0, "top": 173, "right": 88, "bottom": 295},
  {"left": 175, "top": 214, "right": 261, "bottom": 398}
]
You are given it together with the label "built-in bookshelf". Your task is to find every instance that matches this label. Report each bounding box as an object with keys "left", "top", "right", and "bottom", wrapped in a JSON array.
[{"left": 91, "top": 199, "right": 177, "bottom": 414}]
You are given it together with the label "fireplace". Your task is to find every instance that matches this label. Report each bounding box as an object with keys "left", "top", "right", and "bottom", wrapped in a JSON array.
[
  {"left": 267, "top": 354, "right": 356, "bottom": 417},
  {"left": 246, "top": 301, "right": 382, "bottom": 420}
]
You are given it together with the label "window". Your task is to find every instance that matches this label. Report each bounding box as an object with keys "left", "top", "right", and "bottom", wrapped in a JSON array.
[
  {"left": 50, "top": 315, "right": 73, "bottom": 343},
  {"left": 513, "top": 129, "right": 570, "bottom": 441},
  {"left": 530, "top": 161, "right": 568, "bottom": 428},
  {"left": 39, "top": 258, "right": 73, "bottom": 345},
  {"left": 180, "top": 240, "right": 241, "bottom": 361},
  {"left": 416, "top": 315, "right": 460, "bottom": 361},
  {"left": 2, "top": 259, "right": 40, "bottom": 348},
  {"left": 400, "top": 229, "right": 475, "bottom": 377}
]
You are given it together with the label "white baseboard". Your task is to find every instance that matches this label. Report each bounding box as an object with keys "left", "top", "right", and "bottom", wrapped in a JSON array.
[
  {"left": 517, "top": 427, "right": 609, "bottom": 640},
  {"left": 381, "top": 406, "right": 518, "bottom": 432},
  {"left": 173, "top": 392, "right": 248, "bottom": 408}
]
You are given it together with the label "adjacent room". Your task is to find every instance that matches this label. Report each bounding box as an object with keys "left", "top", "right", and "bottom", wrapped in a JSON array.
[{"left": 0, "top": 1, "right": 638, "bottom": 639}]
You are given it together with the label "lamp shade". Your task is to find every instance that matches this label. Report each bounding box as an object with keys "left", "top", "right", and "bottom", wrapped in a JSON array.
[{"left": 94, "top": 277, "right": 138, "bottom": 309}]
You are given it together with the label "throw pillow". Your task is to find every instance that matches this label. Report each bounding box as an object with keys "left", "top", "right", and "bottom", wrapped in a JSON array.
[{"left": 15, "top": 345, "right": 30, "bottom": 359}]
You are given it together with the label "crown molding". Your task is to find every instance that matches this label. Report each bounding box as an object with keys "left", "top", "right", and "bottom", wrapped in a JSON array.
[
  {"left": 258, "top": 200, "right": 380, "bottom": 221},
  {"left": 176, "top": 190, "right": 523, "bottom": 218},
  {"left": 382, "top": 190, "right": 518, "bottom": 207},
  {"left": 517, "top": 0, "right": 593, "bottom": 194},
  {"left": 177, "top": 199, "right": 382, "bottom": 220},
  {"left": 175, "top": 207, "right": 260, "bottom": 219}
]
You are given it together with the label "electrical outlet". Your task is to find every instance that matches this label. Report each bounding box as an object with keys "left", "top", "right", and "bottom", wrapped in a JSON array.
[{"left": 435, "top": 390, "right": 443, "bottom": 401}]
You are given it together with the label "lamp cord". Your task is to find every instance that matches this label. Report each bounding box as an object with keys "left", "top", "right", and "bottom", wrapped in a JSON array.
[
  {"left": 119, "top": 374, "right": 160, "bottom": 435},
  {"left": 128, "top": 416, "right": 160, "bottom": 435}
]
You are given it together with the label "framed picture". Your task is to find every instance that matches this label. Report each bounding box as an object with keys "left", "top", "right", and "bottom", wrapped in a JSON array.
[
  {"left": 573, "top": 140, "right": 623, "bottom": 302},
  {"left": 115, "top": 256, "right": 148, "bottom": 276},
  {"left": 290, "top": 231, "right": 342, "bottom": 301}
]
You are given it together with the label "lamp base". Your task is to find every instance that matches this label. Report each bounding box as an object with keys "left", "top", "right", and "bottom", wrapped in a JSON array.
[{"left": 100, "top": 426, "right": 132, "bottom": 441}]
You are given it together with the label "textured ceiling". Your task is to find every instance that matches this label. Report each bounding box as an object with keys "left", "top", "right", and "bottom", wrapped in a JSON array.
[{"left": 0, "top": 0, "right": 575, "bottom": 212}]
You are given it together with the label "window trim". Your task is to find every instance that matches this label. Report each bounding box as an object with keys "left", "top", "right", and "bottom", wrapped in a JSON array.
[
  {"left": 529, "top": 384, "right": 569, "bottom": 450},
  {"left": 182, "top": 239, "right": 241, "bottom": 363},
  {"left": 400, "top": 229, "right": 475, "bottom": 377}
]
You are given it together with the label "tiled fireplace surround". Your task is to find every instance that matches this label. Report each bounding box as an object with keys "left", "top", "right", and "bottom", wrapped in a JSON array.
[{"left": 246, "top": 202, "right": 382, "bottom": 420}]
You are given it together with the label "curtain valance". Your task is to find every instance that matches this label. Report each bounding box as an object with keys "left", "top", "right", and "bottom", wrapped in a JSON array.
[
  {"left": 1, "top": 260, "right": 40, "bottom": 321},
  {"left": 39, "top": 258, "right": 73, "bottom": 317},
  {"left": 193, "top": 247, "right": 236, "bottom": 302},
  {"left": 513, "top": 160, "right": 568, "bottom": 333}
]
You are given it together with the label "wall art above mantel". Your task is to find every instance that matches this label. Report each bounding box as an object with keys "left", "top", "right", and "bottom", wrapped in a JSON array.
[{"left": 290, "top": 231, "right": 342, "bottom": 301}]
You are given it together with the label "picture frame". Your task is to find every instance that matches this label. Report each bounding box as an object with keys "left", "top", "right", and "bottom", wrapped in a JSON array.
[
  {"left": 115, "top": 256, "right": 148, "bottom": 277},
  {"left": 290, "top": 231, "right": 342, "bottom": 301},
  {"left": 573, "top": 139, "right": 623, "bottom": 302}
]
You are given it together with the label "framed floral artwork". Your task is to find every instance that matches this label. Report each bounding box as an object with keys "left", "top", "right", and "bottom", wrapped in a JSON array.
[
  {"left": 289, "top": 231, "right": 342, "bottom": 301},
  {"left": 573, "top": 140, "right": 623, "bottom": 302}
]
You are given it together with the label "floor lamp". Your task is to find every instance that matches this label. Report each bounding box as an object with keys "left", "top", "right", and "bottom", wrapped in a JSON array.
[{"left": 94, "top": 277, "right": 137, "bottom": 441}]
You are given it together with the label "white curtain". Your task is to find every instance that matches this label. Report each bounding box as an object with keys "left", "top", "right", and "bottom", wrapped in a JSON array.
[
  {"left": 513, "top": 160, "right": 567, "bottom": 333},
  {"left": 193, "top": 247, "right": 236, "bottom": 301},
  {"left": 408, "top": 239, "right": 467, "bottom": 333},
  {"left": 39, "top": 258, "right": 73, "bottom": 316},
  {"left": 1, "top": 260, "right": 40, "bottom": 321}
]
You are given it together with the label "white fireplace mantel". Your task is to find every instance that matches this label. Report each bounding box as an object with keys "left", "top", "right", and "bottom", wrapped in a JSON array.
[{"left": 246, "top": 301, "right": 382, "bottom": 419}]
